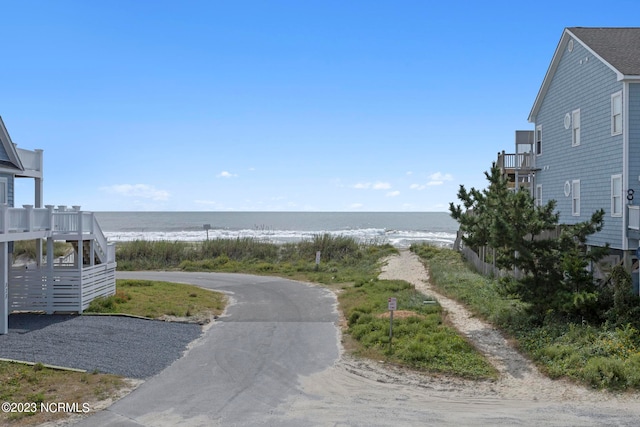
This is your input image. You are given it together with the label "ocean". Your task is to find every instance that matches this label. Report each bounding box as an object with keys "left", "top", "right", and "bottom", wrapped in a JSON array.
[{"left": 94, "top": 211, "right": 459, "bottom": 248}]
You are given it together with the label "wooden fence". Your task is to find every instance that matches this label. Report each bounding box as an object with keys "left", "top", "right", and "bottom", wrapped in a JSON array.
[{"left": 454, "top": 225, "right": 563, "bottom": 279}]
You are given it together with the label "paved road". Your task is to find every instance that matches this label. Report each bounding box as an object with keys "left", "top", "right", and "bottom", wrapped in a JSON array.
[{"left": 72, "top": 271, "right": 339, "bottom": 426}]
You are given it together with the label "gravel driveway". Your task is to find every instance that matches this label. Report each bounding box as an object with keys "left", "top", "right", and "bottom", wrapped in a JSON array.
[{"left": 0, "top": 314, "right": 202, "bottom": 378}]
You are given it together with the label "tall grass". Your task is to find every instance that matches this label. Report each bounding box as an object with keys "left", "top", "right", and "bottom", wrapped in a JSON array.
[
  {"left": 116, "top": 235, "right": 395, "bottom": 280},
  {"left": 13, "top": 239, "right": 71, "bottom": 259},
  {"left": 411, "top": 243, "right": 640, "bottom": 390}
]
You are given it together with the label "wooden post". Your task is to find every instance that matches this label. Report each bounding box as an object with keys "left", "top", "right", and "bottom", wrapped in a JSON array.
[
  {"left": 388, "top": 297, "right": 397, "bottom": 352},
  {"left": 389, "top": 309, "right": 394, "bottom": 352}
]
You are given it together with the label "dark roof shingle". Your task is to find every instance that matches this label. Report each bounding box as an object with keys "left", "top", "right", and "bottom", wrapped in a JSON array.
[{"left": 568, "top": 27, "right": 640, "bottom": 76}]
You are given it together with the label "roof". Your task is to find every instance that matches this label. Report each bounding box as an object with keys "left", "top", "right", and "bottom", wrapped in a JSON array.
[
  {"left": 528, "top": 27, "right": 640, "bottom": 122},
  {"left": 568, "top": 27, "right": 640, "bottom": 76},
  {"left": 0, "top": 117, "right": 24, "bottom": 172}
]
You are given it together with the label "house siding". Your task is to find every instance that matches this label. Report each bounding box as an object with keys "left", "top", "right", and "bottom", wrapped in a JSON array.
[
  {"left": 534, "top": 37, "right": 624, "bottom": 248},
  {"left": 0, "top": 144, "right": 11, "bottom": 163},
  {"left": 628, "top": 83, "right": 640, "bottom": 249}
]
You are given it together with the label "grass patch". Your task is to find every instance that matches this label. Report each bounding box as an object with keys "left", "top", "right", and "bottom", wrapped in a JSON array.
[
  {"left": 0, "top": 361, "right": 125, "bottom": 426},
  {"left": 411, "top": 243, "right": 640, "bottom": 390},
  {"left": 85, "top": 280, "right": 226, "bottom": 319},
  {"left": 339, "top": 278, "right": 498, "bottom": 380}
]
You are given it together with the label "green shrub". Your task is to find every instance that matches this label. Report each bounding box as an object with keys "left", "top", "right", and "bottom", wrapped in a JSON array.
[{"left": 583, "top": 357, "right": 627, "bottom": 389}]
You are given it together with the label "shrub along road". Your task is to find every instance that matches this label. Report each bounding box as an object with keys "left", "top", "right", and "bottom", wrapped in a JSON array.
[{"left": 70, "top": 269, "right": 640, "bottom": 426}]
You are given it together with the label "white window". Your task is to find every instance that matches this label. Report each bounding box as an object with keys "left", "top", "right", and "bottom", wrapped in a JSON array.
[
  {"left": 611, "top": 174, "right": 622, "bottom": 217},
  {"left": 536, "top": 125, "right": 542, "bottom": 155},
  {"left": 572, "top": 180, "right": 580, "bottom": 216},
  {"left": 572, "top": 109, "right": 581, "bottom": 146},
  {"left": 535, "top": 184, "right": 542, "bottom": 207},
  {"left": 0, "top": 178, "right": 7, "bottom": 205},
  {"left": 612, "top": 91, "right": 623, "bottom": 135}
]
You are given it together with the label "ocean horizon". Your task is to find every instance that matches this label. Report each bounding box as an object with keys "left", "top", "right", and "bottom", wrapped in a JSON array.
[{"left": 94, "top": 211, "right": 459, "bottom": 248}]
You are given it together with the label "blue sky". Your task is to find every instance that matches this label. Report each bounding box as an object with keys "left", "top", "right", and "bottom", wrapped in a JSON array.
[{"left": 2, "top": 0, "right": 639, "bottom": 212}]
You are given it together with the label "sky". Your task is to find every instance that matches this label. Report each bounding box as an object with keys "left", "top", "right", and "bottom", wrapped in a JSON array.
[{"left": 2, "top": 0, "right": 640, "bottom": 212}]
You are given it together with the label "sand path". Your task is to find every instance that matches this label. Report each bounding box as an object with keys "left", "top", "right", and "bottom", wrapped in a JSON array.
[{"left": 377, "top": 249, "right": 632, "bottom": 402}]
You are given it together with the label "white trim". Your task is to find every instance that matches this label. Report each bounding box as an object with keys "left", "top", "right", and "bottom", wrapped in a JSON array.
[
  {"left": 529, "top": 29, "right": 635, "bottom": 123},
  {"left": 535, "top": 184, "right": 542, "bottom": 207},
  {"left": 565, "top": 29, "right": 625, "bottom": 81},
  {"left": 572, "top": 180, "right": 581, "bottom": 216},
  {"left": 571, "top": 109, "right": 581, "bottom": 147},
  {"left": 623, "top": 82, "right": 629, "bottom": 250},
  {"left": 611, "top": 174, "right": 623, "bottom": 217},
  {"left": 611, "top": 91, "right": 623, "bottom": 136},
  {"left": 535, "top": 125, "right": 542, "bottom": 155}
]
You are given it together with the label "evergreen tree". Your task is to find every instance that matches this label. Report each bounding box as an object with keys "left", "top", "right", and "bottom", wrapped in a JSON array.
[{"left": 450, "top": 163, "right": 607, "bottom": 322}]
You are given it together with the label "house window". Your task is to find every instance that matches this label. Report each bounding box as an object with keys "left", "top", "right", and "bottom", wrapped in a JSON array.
[
  {"left": 535, "top": 184, "right": 542, "bottom": 207},
  {"left": 612, "top": 91, "right": 623, "bottom": 135},
  {"left": 611, "top": 174, "right": 622, "bottom": 217},
  {"left": 572, "top": 109, "right": 581, "bottom": 146},
  {"left": 572, "top": 180, "right": 580, "bottom": 216},
  {"left": 536, "top": 125, "right": 542, "bottom": 155},
  {"left": 0, "top": 178, "right": 7, "bottom": 205}
]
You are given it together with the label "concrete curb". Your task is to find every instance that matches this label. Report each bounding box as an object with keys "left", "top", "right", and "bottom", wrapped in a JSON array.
[{"left": 0, "top": 357, "right": 87, "bottom": 373}]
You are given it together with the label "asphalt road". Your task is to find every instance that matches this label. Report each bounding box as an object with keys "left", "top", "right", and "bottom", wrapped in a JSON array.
[
  {"left": 69, "top": 271, "right": 640, "bottom": 426},
  {"left": 71, "top": 271, "right": 340, "bottom": 426}
]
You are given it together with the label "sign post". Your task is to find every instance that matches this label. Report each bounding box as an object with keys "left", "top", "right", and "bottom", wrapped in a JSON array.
[
  {"left": 388, "top": 297, "right": 397, "bottom": 352},
  {"left": 203, "top": 224, "right": 211, "bottom": 240},
  {"left": 315, "top": 251, "right": 321, "bottom": 271}
]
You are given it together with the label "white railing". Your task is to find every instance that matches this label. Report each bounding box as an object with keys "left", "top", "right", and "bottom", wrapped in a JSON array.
[
  {"left": 0, "top": 204, "right": 115, "bottom": 263},
  {"left": 16, "top": 148, "right": 43, "bottom": 176},
  {"left": 629, "top": 205, "right": 640, "bottom": 231}
]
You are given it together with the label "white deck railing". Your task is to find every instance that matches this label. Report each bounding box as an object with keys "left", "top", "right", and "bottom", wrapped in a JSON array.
[
  {"left": 16, "top": 148, "right": 43, "bottom": 178},
  {"left": 0, "top": 204, "right": 115, "bottom": 263}
]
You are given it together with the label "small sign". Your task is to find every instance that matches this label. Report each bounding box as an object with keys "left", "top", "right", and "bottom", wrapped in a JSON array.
[
  {"left": 315, "top": 251, "right": 321, "bottom": 265},
  {"left": 388, "top": 297, "right": 397, "bottom": 311}
]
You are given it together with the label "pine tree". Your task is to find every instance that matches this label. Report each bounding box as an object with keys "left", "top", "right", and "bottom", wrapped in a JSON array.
[{"left": 450, "top": 163, "right": 607, "bottom": 322}]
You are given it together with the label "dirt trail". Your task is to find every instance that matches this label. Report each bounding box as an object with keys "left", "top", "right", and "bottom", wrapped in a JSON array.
[
  {"left": 275, "top": 250, "right": 640, "bottom": 426},
  {"left": 377, "top": 249, "right": 630, "bottom": 402}
]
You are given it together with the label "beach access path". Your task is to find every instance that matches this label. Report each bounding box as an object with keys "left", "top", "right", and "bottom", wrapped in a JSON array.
[{"left": 68, "top": 256, "right": 640, "bottom": 426}]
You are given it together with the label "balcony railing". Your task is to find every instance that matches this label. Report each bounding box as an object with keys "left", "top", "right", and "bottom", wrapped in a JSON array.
[
  {"left": 16, "top": 148, "right": 43, "bottom": 178},
  {"left": 497, "top": 151, "right": 533, "bottom": 170},
  {"left": 0, "top": 204, "right": 115, "bottom": 263}
]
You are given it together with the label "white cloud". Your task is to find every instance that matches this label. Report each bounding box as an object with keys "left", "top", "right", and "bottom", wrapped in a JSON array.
[
  {"left": 217, "top": 171, "right": 238, "bottom": 178},
  {"left": 100, "top": 184, "right": 170, "bottom": 201},
  {"left": 354, "top": 182, "right": 371, "bottom": 189},
  {"left": 354, "top": 181, "right": 391, "bottom": 190},
  {"left": 373, "top": 182, "right": 391, "bottom": 190},
  {"left": 386, "top": 191, "right": 400, "bottom": 197},
  {"left": 350, "top": 203, "right": 364, "bottom": 209},
  {"left": 427, "top": 172, "right": 453, "bottom": 186},
  {"left": 410, "top": 183, "right": 427, "bottom": 191}
]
